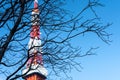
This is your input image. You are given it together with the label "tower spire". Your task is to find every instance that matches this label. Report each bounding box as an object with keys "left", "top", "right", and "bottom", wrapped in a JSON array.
[
  {"left": 22, "top": 0, "right": 48, "bottom": 80},
  {"left": 34, "top": 0, "right": 38, "bottom": 9}
]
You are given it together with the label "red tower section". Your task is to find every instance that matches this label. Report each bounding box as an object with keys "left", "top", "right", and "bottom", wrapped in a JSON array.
[{"left": 22, "top": 0, "right": 47, "bottom": 80}]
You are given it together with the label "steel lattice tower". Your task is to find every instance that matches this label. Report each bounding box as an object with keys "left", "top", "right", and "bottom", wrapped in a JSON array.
[{"left": 22, "top": 0, "right": 48, "bottom": 80}]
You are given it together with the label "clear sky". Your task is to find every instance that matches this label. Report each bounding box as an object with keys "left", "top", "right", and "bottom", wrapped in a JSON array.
[{"left": 67, "top": 0, "right": 120, "bottom": 80}]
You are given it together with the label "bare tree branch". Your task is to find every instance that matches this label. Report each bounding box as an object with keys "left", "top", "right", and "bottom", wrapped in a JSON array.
[{"left": 0, "top": 0, "right": 111, "bottom": 80}]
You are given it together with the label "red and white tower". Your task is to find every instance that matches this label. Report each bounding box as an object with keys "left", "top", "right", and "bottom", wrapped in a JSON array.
[{"left": 22, "top": 0, "right": 47, "bottom": 80}]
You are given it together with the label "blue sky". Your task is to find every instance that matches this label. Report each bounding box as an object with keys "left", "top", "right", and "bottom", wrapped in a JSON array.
[{"left": 67, "top": 0, "right": 120, "bottom": 80}]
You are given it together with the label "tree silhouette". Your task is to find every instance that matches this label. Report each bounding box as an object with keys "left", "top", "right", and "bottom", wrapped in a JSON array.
[{"left": 0, "top": 0, "right": 111, "bottom": 80}]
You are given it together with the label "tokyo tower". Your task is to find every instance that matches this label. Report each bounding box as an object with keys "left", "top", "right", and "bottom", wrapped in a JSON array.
[{"left": 22, "top": 0, "right": 48, "bottom": 80}]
